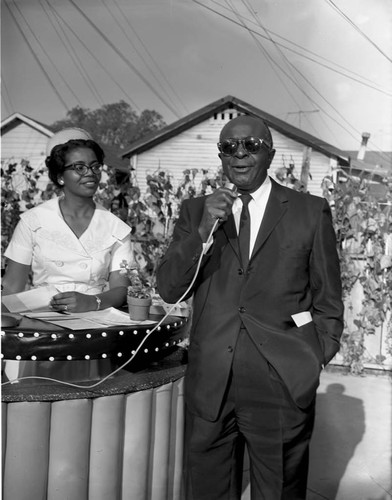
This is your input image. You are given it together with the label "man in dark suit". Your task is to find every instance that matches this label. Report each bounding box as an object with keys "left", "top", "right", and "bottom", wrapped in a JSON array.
[{"left": 157, "top": 115, "right": 344, "bottom": 499}]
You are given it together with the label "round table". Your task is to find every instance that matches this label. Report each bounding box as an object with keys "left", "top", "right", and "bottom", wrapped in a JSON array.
[
  {"left": 1, "top": 311, "right": 187, "bottom": 363},
  {"left": 1, "top": 312, "right": 189, "bottom": 500}
]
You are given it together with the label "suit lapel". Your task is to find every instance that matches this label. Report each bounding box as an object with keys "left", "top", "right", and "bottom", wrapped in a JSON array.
[{"left": 251, "top": 181, "right": 288, "bottom": 260}]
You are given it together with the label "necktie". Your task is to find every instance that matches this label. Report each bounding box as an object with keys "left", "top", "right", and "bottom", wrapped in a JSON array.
[{"left": 239, "top": 194, "right": 252, "bottom": 269}]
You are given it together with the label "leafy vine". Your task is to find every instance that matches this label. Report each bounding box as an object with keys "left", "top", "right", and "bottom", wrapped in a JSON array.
[
  {"left": 3, "top": 159, "right": 391, "bottom": 374},
  {"left": 322, "top": 169, "right": 392, "bottom": 374}
]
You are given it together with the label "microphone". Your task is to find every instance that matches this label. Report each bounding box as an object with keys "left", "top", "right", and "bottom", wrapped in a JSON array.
[
  {"left": 216, "top": 182, "right": 237, "bottom": 223},
  {"left": 211, "top": 182, "right": 237, "bottom": 227},
  {"left": 225, "top": 181, "right": 237, "bottom": 194},
  {"left": 203, "top": 181, "right": 237, "bottom": 253}
]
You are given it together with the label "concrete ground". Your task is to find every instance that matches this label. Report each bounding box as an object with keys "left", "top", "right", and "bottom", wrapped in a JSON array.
[{"left": 241, "top": 367, "right": 392, "bottom": 500}]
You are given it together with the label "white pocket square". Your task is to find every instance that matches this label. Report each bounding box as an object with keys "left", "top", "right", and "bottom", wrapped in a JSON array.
[{"left": 291, "top": 311, "right": 312, "bottom": 327}]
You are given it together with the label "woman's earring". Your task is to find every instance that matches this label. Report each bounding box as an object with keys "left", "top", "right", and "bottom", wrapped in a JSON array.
[{"left": 59, "top": 179, "right": 64, "bottom": 185}]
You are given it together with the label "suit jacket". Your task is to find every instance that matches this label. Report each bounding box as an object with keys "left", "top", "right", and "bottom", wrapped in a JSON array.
[{"left": 157, "top": 178, "right": 344, "bottom": 421}]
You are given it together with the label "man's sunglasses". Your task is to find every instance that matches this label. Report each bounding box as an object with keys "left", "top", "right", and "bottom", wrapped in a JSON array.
[
  {"left": 217, "top": 136, "right": 271, "bottom": 157},
  {"left": 63, "top": 161, "right": 103, "bottom": 176}
]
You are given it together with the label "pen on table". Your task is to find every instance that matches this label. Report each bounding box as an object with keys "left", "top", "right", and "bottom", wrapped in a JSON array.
[{"left": 50, "top": 305, "right": 71, "bottom": 315}]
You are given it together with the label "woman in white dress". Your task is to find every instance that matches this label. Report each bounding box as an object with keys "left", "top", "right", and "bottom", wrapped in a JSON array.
[
  {"left": 3, "top": 129, "right": 132, "bottom": 310},
  {"left": 2, "top": 128, "right": 133, "bottom": 381}
]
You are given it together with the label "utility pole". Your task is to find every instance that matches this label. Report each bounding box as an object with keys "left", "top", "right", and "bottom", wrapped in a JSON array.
[
  {"left": 287, "top": 110, "right": 319, "bottom": 128},
  {"left": 300, "top": 146, "right": 312, "bottom": 192}
]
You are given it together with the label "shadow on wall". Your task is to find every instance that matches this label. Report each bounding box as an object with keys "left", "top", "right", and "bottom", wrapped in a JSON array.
[{"left": 308, "top": 383, "right": 365, "bottom": 499}]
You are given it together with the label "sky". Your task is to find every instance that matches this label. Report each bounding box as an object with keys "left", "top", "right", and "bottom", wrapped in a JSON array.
[{"left": 2, "top": 0, "right": 392, "bottom": 153}]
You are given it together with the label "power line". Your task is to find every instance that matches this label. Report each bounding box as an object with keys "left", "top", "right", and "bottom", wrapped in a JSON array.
[
  {"left": 193, "top": 0, "right": 392, "bottom": 97},
  {"left": 9, "top": 0, "right": 84, "bottom": 106},
  {"left": 194, "top": 0, "right": 390, "bottom": 155},
  {"left": 225, "top": 0, "right": 304, "bottom": 113},
  {"left": 39, "top": 0, "right": 105, "bottom": 108},
  {"left": 4, "top": 0, "right": 70, "bottom": 112},
  {"left": 287, "top": 110, "right": 320, "bottom": 129},
  {"left": 228, "top": 0, "right": 349, "bottom": 145},
  {"left": 111, "top": 0, "right": 189, "bottom": 116},
  {"left": 44, "top": 2, "right": 141, "bottom": 112},
  {"left": 67, "top": 0, "right": 182, "bottom": 119},
  {"left": 325, "top": 0, "right": 392, "bottom": 65},
  {"left": 237, "top": 0, "right": 327, "bottom": 139},
  {"left": 209, "top": 0, "right": 387, "bottom": 90},
  {"left": 1, "top": 76, "right": 14, "bottom": 116},
  {"left": 97, "top": 0, "right": 182, "bottom": 117}
]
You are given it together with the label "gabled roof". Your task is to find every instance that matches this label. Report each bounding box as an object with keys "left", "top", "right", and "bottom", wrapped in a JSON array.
[
  {"left": 121, "top": 95, "right": 348, "bottom": 163},
  {"left": 1, "top": 112, "right": 130, "bottom": 172},
  {"left": 1, "top": 112, "right": 54, "bottom": 137},
  {"left": 102, "top": 143, "right": 130, "bottom": 172},
  {"left": 344, "top": 151, "right": 392, "bottom": 171},
  {"left": 344, "top": 157, "right": 390, "bottom": 183}
]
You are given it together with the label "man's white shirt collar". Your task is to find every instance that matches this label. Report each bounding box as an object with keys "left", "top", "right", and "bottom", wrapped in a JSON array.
[
  {"left": 232, "top": 176, "right": 271, "bottom": 219},
  {"left": 233, "top": 176, "right": 272, "bottom": 256}
]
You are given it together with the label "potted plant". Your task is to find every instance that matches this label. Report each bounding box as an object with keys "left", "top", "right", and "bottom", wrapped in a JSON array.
[{"left": 120, "top": 260, "right": 154, "bottom": 321}]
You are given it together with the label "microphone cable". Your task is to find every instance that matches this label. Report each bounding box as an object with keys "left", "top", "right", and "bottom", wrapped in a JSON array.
[{"left": 1, "top": 191, "right": 233, "bottom": 390}]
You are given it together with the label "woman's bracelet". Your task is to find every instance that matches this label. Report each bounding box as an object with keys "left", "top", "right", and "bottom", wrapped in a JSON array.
[{"left": 95, "top": 296, "right": 102, "bottom": 311}]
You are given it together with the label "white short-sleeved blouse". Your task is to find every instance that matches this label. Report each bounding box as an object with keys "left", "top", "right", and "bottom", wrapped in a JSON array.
[{"left": 4, "top": 197, "right": 133, "bottom": 294}]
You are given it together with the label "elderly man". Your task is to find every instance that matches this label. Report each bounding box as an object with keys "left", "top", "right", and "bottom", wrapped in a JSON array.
[{"left": 157, "top": 115, "right": 343, "bottom": 499}]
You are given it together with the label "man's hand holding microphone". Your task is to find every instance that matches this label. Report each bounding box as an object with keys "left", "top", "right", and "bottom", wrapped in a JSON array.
[{"left": 198, "top": 183, "right": 238, "bottom": 242}]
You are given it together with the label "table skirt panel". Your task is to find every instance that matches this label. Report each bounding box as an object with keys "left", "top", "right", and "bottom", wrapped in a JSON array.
[
  {"left": 122, "top": 388, "right": 153, "bottom": 500},
  {"left": 148, "top": 383, "right": 174, "bottom": 499},
  {"left": 2, "top": 377, "right": 185, "bottom": 500},
  {"left": 168, "top": 380, "right": 185, "bottom": 500},
  {"left": 3, "top": 401, "right": 51, "bottom": 500},
  {"left": 89, "top": 394, "right": 125, "bottom": 499},
  {"left": 2, "top": 402, "right": 7, "bottom": 479},
  {"left": 47, "top": 398, "right": 92, "bottom": 499}
]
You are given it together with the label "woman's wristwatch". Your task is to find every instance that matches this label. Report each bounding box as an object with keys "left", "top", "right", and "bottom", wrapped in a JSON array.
[{"left": 95, "top": 296, "right": 102, "bottom": 311}]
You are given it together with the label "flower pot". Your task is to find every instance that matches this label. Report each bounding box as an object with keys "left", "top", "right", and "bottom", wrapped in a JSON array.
[{"left": 127, "top": 296, "right": 152, "bottom": 321}]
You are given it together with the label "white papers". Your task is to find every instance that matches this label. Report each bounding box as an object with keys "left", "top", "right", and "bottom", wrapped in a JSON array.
[
  {"left": 1, "top": 286, "right": 58, "bottom": 313},
  {"left": 151, "top": 294, "right": 190, "bottom": 317},
  {"left": 23, "top": 307, "right": 157, "bottom": 330},
  {"left": 2, "top": 287, "right": 160, "bottom": 330}
]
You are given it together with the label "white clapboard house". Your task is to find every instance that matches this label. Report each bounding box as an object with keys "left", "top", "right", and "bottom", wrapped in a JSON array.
[
  {"left": 121, "top": 95, "right": 360, "bottom": 197},
  {"left": 1, "top": 112, "right": 128, "bottom": 208},
  {"left": 121, "top": 95, "right": 391, "bottom": 371},
  {"left": 1, "top": 112, "right": 54, "bottom": 203}
]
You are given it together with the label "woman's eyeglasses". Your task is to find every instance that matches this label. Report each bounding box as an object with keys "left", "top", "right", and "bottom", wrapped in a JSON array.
[
  {"left": 63, "top": 161, "right": 103, "bottom": 176},
  {"left": 217, "top": 137, "right": 271, "bottom": 156}
]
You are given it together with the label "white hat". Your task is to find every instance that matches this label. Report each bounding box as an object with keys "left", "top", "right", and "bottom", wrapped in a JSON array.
[{"left": 46, "top": 127, "right": 93, "bottom": 156}]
